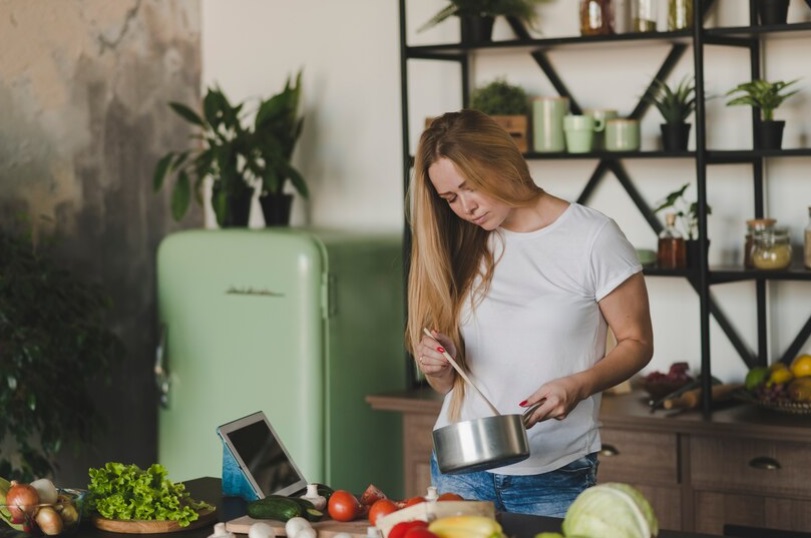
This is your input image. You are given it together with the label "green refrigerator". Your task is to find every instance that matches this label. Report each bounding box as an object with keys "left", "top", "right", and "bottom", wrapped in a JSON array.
[{"left": 155, "top": 228, "right": 406, "bottom": 497}]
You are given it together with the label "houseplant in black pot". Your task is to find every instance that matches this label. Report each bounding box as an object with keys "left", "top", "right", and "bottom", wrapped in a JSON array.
[
  {"left": 0, "top": 223, "right": 124, "bottom": 481},
  {"left": 756, "top": 0, "right": 790, "bottom": 25},
  {"left": 470, "top": 77, "right": 530, "bottom": 152},
  {"left": 725, "top": 78, "right": 800, "bottom": 150},
  {"left": 153, "top": 70, "right": 307, "bottom": 228},
  {"left": 253, "top": 70, "right": 307, "bottom": 227},
  {"left": 418, "top": 0, "right": 546, "bottom": 44},
  {"left": 645, "top": 75, "right": 696, "bottom": 152}
]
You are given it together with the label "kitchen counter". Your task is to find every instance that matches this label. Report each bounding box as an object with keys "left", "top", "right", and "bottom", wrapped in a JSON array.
[
  {"left": 41, "top": 477, "right": 718, "bottom": 538},
  {"left": 367, "top": 387, "right": 811, "bottom": 535}
]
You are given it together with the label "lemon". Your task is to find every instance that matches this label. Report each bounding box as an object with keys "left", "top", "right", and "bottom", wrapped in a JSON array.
[
  {"left": 789, "top": 354, "right": 811, "bottom": 378},
  {"left": 767, "top": 362, "right": 794, "bottom": 386}
]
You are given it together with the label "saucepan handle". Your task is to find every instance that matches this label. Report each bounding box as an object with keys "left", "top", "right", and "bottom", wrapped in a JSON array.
[{"left": 521, "top": 401, "right": 544, "bottom": 428}]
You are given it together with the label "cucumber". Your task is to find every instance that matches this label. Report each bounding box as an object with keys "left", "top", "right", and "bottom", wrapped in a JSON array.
[{"left": 247, "top": 497, "right": 304, "bottom": 522}]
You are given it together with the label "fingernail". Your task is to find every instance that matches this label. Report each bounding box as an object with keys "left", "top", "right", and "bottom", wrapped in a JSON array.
[
  {"left": 437, "top": 346, "right": 445, "bottom": 353},
  {"left": 519, "top": 400, "right": 528, "bottom": 407}
]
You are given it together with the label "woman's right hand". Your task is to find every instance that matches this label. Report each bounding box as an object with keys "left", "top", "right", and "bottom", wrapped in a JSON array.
[{"left": 416, "top": 329, "right": 455, "bottom": 379}]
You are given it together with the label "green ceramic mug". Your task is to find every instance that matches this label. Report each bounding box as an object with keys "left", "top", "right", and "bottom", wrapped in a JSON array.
[
  {"left": 564, "top": 115, "right": 603, "bottom": 153},
  {"left": 584, "top": 108, "right": 618, "bottom": 149},
  {"left": 533, "top": 96, "right": 570, "bottom": 153},
  {"left": 605, "top": 118, "right": 641, "bottom": 151}
]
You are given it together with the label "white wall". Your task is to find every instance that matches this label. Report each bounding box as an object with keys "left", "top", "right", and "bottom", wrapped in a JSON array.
[{"left": 202, "top": 0, "right": 811, "bottom": 384}]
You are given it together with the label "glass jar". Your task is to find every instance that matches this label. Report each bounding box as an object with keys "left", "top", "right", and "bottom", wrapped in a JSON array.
[
  {"left": 580, "top": 0, "right": 614, "bottom": 36},
  {"left": 657, "top": 212, "right": 687, "bottom": 269},
  {"left": 752, "top": 226, "right": 793, "bottom": 270},
  {"left": 668, "top": 0, "right": 693, "bottom": 30},
  {"left": 744, "top": 218, "right": 776, "bottom": 268},
  {"left": 632, "top": 0, "right": 658, "bottom": 32}
]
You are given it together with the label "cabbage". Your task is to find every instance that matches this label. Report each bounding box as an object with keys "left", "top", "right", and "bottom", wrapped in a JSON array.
[{"left": 560, "top": 483, "right": 658, "bottom": 538}]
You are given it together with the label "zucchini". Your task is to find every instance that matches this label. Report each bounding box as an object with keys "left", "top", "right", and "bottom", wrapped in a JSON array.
[{"left": 247, "top": 496, "right": 304, "bottom": 522}]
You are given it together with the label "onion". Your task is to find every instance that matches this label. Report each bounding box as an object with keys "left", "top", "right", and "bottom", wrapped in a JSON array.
[
  {"left": 30, "top": 478, "right": 59, "bottom": 505},
  {"left": 5, "top": 481, "right": 39, "bottom": 523},
  {"left": 35, "top": 506, "right": 64, "bottom": 536}
]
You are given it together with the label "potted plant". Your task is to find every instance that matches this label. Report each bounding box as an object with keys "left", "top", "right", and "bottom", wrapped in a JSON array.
[
  {"left": 756, "top": 0, "right": 790, "bottom": 26},
  {"left": 418, "top": 0, "right": 546, "bottom": 44},
  {"left": 153, "top": 70, "right": 307, "bottom": 228},
  {"left": 725, "top": 78, "right": 800, "bottom": 150},
  {"left": 0, "top": 223, "right": 124, "bottom": 481},
  {"left": 470, "top": 77, "right": 530, "bottom": 152},
  {"left": 653, "top": 182, "right": 713, "bottom": 267},
  {"left": 644, "top": 75, "right": 696, "bottom": 152}
]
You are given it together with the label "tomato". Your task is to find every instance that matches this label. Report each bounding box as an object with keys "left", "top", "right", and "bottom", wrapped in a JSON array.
[
  {"left": 328, "top": 490, "right": 361, "bottom": 522},
  {"left": 403, "top": 495, "right": 425, "bottom": 508},
  {"left": 368, "top": 498, "right": 399, "bottom": 526},
  {"left": 437, "top": 492, "right": 465, "bottom": 501},
  {"left": 359, "top": 483, "right": 388, "bottom": 506},
  {"left": 403, "top": 528, "right": 440, "bottom": 538},
  {"left": 389, "top": 520, "right": 428, "bottom": 538}
]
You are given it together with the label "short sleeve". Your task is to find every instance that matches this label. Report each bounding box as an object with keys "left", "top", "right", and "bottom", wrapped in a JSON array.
[{"left": 590, "top": 218, "right": 643, "bottom": 301}]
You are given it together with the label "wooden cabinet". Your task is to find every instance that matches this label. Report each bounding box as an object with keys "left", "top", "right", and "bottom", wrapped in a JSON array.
[
  {"left": 369, "top": 389, "right": 811, "bottom": 534},
  {"left": 689, "top": 435, "right": 811, "bottom": 533},
  {"left": 597, "top": 428, "right": 683, "bottom": 531}
]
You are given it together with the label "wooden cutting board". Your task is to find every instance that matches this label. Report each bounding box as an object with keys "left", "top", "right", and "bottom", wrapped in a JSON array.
[
  {"left": 92, "top": 508, "right": 217, "bottom": 534},
  {"left": 225, "top": 515, "right": 372, "bottom": 537}
]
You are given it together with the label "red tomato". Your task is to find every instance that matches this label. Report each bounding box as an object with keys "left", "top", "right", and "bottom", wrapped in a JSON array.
[
  {"left": 389, "top": 520, "right": 428, "bottom": 538},
  {"left": 403, "top": 528, "right": 440, "bottom": 538},
  {"left": 368, "top": 498, "right": 399, "bottom": 526},
  {"left": 437, "top": 492, "right": 465, "bottom": 501},
  {"left": 403, "top": 495, "right": 425, "bottom": 508},
  {"left": 359, "top": 483, "right": 388, "bottom": 506},
  {"left": 328, "top": 490, "right": 361, "bottom": 522}
]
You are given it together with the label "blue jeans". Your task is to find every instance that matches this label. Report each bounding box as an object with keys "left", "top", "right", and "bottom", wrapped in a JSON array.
[{"left": 430, "top": 452, "right": 598, "bottom": 518}]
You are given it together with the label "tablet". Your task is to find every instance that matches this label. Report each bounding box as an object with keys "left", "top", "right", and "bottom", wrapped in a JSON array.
[{"left": 216, "top": 411, "right": 308, "bottom": 498}]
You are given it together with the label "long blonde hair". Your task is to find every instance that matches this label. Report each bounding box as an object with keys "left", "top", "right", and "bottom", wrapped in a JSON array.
[{"left": 406, "top": 109, "right": 542, "bottom": 420}]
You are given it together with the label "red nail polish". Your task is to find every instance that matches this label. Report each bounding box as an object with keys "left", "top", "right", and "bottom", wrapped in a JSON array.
[
  {"left": 437, "top": 346, "right": 445, "bottom": 353},
  {"left": 519, "top": 400, "right": 528, "bottom": 407}
]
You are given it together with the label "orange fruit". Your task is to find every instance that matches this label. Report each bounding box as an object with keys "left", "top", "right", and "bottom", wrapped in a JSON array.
[
  {"left": 437, "top": 492, "right": 465, "bottom": 501},
  {"left": 790, "top": 354, "right": 811, "bottom": 378}
]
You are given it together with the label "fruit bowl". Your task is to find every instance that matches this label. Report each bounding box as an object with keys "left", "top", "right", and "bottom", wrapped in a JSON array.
[
  {"left": 640, "top": 362, "right": 694, "bottom": 400},
  {"left": 1, "top": 489, "right": 85, "bottom": 536}
]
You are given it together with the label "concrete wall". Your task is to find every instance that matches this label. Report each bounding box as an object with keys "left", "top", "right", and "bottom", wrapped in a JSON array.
[{"left": 0, "top": 0, "right": 202, "bottom": 484}]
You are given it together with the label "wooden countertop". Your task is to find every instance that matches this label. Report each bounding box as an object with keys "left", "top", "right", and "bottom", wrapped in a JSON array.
[{"left": 367, "top": 387, "right": 811, "bottom": 442}]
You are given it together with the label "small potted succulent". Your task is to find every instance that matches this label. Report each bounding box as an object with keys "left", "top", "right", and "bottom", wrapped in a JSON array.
[
  {"left": 725, "top": 78, "right": 800, "bottom": 150},
  {"left": 469, "top": 77, "right": 530, "bottom": 152},
  {"left": 418, "top": 0, "right": 547, "bottom": 44},
  {"left": 644, "top": 75, "right": 696, "bottom": 152}
]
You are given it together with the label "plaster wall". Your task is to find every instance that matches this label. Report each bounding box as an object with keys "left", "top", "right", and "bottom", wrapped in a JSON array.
[{"left": 0, "top": 0, "right": 201, "bottom": 484}]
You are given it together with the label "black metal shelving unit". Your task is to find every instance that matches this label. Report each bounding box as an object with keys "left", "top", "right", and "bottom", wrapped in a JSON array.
[{"left": 398, "top": 0, "right": 811, "bottom": 412}]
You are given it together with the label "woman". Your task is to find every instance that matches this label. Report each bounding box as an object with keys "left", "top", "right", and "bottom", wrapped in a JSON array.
[{"left": 406, "top": 109, "right": 653, "bottom": 517}]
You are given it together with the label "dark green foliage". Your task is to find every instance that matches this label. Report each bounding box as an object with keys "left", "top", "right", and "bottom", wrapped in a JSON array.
[
  {"left": 419, "top": 0, "right": 547, "bottom": 32},
  {"left": 470, "top": 78, "right": 529, "bottom": 115},
  {"left": 0, "top": 225, "right": 124, "bottom": 481},
  {"left": 725, "top": 78, "right": 800, "bottom": 121},
  {"left": 153, "top": 70, "right": 306, "bottom": 226},
  {"left": 646, "top": 76, "right": 696, "bottom": 124}
]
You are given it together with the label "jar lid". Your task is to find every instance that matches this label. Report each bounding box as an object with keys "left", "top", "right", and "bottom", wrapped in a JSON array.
[{"left": 746, "top": 218, "right": 776, "bottom": 230}]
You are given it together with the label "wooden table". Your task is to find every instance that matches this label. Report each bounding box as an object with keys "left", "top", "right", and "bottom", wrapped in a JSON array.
[{"left": 29, "top": 477, "right": 720, "bottom": 538}]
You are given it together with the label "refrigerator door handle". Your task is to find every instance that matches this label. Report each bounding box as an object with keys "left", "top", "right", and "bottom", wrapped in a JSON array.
[{"left": 155, "top": 323, "right": 170, "bottom": 408}]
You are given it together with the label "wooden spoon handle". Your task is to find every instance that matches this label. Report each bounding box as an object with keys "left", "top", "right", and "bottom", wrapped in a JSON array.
[{"left": 423, "top": 328, "right": 501, "bottom": 416}]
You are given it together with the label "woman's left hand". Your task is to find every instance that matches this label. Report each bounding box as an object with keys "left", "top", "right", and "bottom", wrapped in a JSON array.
[{"left": 520, "top": 376, "right": 584, "bottom": 426}]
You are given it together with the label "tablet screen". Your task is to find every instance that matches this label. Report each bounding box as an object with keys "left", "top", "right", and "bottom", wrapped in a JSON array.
[{"left": 217, "top": 411, "right": 308, "bottom": 498}]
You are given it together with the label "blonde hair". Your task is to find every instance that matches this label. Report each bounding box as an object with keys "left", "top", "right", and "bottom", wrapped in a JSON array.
[{"left": 406, "top": 109, "right": 542, "bottom": 420}]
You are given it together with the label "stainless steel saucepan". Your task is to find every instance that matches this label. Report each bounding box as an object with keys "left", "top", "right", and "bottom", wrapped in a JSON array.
[{"left": 423, "top": 329, "right": 540, "bottom": 474}]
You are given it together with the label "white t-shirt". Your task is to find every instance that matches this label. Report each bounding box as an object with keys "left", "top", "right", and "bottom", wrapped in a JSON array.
[{"left": 433, "top": 203, "right": 642, "bottom": 475}]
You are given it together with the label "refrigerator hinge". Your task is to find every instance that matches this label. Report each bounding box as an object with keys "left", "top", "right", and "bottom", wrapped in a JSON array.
[{"left": 324, "top": 272, "right": 338, "bottom": 318}]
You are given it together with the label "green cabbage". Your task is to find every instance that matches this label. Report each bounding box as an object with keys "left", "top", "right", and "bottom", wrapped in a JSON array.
[{"left": 560, "top": 483, "right": 658, "bottom": 538}]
